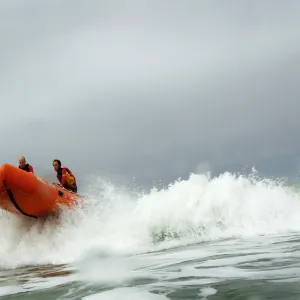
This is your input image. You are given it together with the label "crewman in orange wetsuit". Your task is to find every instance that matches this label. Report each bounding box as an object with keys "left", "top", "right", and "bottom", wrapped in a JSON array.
[
  {"left": 18, "top": 156, "right": 34, "bottom": 173},
  {"left": 52, "top": 159, "right": 77, "bottom": 193}
]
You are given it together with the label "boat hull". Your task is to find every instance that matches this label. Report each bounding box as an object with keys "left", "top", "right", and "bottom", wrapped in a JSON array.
[{"left": 0, "top": 163, "right": 83, "bottom": 218}]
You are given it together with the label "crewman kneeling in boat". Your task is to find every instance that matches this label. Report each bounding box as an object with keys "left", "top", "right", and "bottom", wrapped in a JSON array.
[
  {"left": 52, "top": 159, "right": 77, "bottom": 193},
  {"left": 18, "top": 156, "right": 34, "bottom": 173}
]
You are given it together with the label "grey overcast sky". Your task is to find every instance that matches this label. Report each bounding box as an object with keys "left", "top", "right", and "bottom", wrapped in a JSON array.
[{"left": 1, "top": 0, "right": 300, "bottom": 185}]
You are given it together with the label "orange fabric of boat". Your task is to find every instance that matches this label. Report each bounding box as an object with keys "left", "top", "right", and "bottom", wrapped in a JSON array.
[{"left": 0, "top": 163, "right": 83, "bottom": 218}]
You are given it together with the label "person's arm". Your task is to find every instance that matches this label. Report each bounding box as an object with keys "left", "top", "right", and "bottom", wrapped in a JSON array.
[
  {"left": 29, "top": 165, "right": 34, "bottom": 174},
  {"left": 60, "top": 168, "right": 67, "bottom": 185}
]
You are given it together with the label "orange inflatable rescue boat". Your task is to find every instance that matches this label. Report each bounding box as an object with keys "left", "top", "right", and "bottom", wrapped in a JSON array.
[{"left": 0, "top": 163, "right": 83, "bottom": 218}]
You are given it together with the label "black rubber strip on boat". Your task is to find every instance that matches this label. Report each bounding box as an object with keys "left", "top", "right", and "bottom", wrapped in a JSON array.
[
  {"left": 3, "top": 181, "right": 38, "bottom": 219},
  {"left": 6, "top": 188, "right": 38, "bottom": 219}
]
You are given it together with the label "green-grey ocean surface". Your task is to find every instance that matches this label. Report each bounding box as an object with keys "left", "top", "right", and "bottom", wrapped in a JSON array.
[{"left": 1, "top": 173, "right": 300, "bottom": 299}]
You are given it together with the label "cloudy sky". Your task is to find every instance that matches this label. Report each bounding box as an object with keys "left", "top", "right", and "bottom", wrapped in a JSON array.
[{"left": 1, "top": 0, "right": 300, "bottom": 186}]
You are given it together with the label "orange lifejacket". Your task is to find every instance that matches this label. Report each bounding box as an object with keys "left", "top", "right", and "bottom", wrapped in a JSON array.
[
  {"left": 57, "top": 167, "right": 76, "bottom": 187},
  {"left": 19, "top": 164, "right": 34, "bottom": 173}
]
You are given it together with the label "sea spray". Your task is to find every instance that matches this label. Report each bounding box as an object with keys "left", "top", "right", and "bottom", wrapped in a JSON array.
[{"left": 0, "top": 171, "right": 299, "bottom": 269}]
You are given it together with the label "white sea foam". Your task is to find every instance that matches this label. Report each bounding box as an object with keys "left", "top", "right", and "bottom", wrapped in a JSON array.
[{"left": 0, "top": 172, "right": 299, "bottom": 269}]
